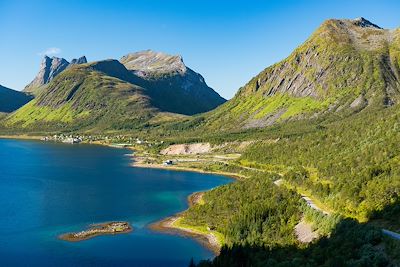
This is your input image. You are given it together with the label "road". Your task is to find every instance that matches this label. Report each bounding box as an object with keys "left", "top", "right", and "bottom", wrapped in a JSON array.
[
  {"left": 273, "top": 178, "right": 400, "bottom": 241},
  {"left": 382, "top": 229, "right": 400, "bottom": 240}
]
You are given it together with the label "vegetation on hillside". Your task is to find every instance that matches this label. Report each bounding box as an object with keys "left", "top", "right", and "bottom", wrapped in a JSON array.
[{"left": 0, "top": 18, "right": 399, "bottom": 266}]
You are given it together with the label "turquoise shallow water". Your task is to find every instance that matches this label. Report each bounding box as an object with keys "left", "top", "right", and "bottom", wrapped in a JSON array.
[{"left": 0, "top": 139, "right": 231, "bottom": 266}]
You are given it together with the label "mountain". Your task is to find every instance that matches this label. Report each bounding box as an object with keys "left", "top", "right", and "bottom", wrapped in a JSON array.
[
  {"left": 24, "top": 56, "right": 87, "bottom": 95},
  {"left": 6, "top": 52, "right": 225, "bottom": 132},
  {"left": 198, "top": 18, "right": 400, "bottom": 130},
  {"left": 120, "top": 50, "right": 226, "bottom": 115},
  {"left": 0, "top": 85, "right": 33, "bottom": 113},
  {"left": 8, "top": 60, "right": 175, "bottom": 131}
]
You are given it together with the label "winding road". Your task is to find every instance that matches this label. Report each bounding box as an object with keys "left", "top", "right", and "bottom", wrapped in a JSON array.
[{"left": 273, "top": 178, "right": 400, "bottom": 241}]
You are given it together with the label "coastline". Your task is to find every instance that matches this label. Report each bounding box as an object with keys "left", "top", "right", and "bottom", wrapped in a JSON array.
[
  {"left": 131, "top": 159, "right": 245, "bottom": 181},
  {"left": 0, "top": 134, "right": 43, "bottom": 141},
  {"left": 149, "top": 192, "right": 222, "bottom": 255},
  {"left": 1, "top": 134, "right": 233, "bottom": 255}
]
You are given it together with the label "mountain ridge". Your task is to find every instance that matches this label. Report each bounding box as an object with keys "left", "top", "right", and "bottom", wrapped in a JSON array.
[
  {"left": 6, "top": 51, "right": 225, "bottom": 131},
  {"left": 192, "top": 17, "right": 400, "bottom": 130}
]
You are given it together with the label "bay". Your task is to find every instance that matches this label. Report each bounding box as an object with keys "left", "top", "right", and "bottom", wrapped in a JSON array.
[{"left": 0, "top": 139, "right": 231, "bottom": 266}]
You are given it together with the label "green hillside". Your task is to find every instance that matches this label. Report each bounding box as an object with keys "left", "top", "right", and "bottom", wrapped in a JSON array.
[
  {"left": 190, "top": 18, "right": 400, "bottom": 131},
  {"left": 146, "top": 18, "right": 400, "bottom": 266},
  {"left": 6, "top": 60, "right": 183, "bottom": 132},
  {"left": 3, "top": 51, "right": 226, "bottom": 133}
]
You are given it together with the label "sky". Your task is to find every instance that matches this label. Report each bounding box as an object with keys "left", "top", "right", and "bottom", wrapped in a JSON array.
[{"left": 0, "top": 0, "right": 399, "bottom": 99}]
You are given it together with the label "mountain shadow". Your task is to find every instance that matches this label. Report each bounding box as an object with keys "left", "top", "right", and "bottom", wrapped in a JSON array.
[{"left": 0, "top": 85, "right": 33, "bottom": 113}]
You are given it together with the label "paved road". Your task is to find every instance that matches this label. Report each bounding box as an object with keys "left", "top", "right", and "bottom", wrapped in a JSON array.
[
  {"left": 382, "top": 229, "right": 400, "bottom": 240},
  {"left": 301, "top": 196, "right": 330, "bottom": 215}
]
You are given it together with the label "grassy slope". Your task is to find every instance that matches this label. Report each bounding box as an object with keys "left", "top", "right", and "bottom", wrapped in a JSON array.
[
  {"left": 5, "top": 65, "right": 168, "bottom": 133},
  {"left": 184, "top": 21, "right": 400, "bottom": 132}
]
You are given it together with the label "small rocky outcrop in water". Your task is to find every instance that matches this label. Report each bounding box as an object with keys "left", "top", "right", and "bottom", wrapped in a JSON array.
[{"left": 59, "top": 221, "right": 132, "bottom": 242}]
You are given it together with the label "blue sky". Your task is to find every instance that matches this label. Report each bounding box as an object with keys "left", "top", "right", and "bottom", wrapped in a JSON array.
[{"left": 0, "top": 0, "right": 399, "bottom": 99}]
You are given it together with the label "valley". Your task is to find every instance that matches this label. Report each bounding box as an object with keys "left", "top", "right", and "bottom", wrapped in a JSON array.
[{"left": 0, "top": 16, "right": 399, "bottom": 267}]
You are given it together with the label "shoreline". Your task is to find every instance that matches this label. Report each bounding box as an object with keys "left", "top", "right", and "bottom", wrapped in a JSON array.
[
  {"left": 149, "top": 192, "right": 222, "bottom": 255},
  {"left": 0, "top": 134, "right": 43, "bottom": 141},
  {"left": 1, "top": 134, "right": 233, "bottom": 254},
  {"left": 131, "top": 160, "right": 244, "bottom": 181}
]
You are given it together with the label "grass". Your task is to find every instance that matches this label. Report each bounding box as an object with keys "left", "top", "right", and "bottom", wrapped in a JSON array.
[
  {"left": 173, "top": 217, "right": 226, "bottom": 246},
  {"left": 7, "top": 100, "right": 78, "bottom": 126}
]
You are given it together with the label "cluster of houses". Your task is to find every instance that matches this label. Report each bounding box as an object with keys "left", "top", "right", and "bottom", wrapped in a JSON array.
[
  {"left": 41, "top": 134, "right": 83, "bottom": 144},
  {"left": 40, "top": 134, "right": 165, "bottom": 148}
]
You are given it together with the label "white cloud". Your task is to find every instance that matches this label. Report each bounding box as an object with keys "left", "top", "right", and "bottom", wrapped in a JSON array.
[{"left": 38, "top": 47, "right": 61, "bottom": 56}]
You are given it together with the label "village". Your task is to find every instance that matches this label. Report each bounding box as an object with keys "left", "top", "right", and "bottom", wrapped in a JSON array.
[{"left": 40, "top": 134, "right": 163, "bottom": 147}]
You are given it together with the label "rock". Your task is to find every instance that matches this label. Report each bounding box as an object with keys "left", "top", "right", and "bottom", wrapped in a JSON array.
[
  {"left": 24, "top": 55, "right": 88, "bottom": 95},
  {"left": 160, "top": 143, "right": 212, "bottom": 155},
  {"left": 71, "top": 56, "right": 87, "bottom": 65},
  {"left": 120, "top": 50, "right": 226, "bottom": 115},
  {"left": 295, "top": 219, "right": 319, "bottom": 243},
  {"left": 350, "top": 94, "right": 368, "bottom": 108},
  {"left": 27, "top": 56, "right": 69, "bottom": 88},
  {"left": 120, "top": 50, "right": 187, "bottom": 78},
  {"left": 352, "top": 17, "right": 382, "bottom": 29}
]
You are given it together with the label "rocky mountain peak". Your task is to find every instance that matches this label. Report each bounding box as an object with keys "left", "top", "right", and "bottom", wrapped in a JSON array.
[
  {"left": 351, "top": 17, "right": 382, "bottom": 29},
  {"left": 120, "top": 50, "right": 187, "bottom": 78},
  {"left": 24, "top": 55, "right": 88, "bottom": 95},
  {"left": 70, "top": 56, "right": 87, "bottom": 65}
]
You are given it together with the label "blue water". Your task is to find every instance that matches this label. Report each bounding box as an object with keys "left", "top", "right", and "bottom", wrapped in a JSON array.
[{"left": 0, "top": 139, "right": 231, "bottom": 266}]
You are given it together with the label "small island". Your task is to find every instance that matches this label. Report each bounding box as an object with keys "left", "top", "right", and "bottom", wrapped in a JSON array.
[{"left": 59, "top": 222, "right": 133, "bottom": 242}]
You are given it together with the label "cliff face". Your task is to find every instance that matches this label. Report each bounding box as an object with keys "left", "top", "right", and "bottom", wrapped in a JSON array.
[
  {"left": 24, "top": 56, "right": 87, "bottom": 95},
  {"left": 120, "top": 50, "right": 226, "bottom": 115}
]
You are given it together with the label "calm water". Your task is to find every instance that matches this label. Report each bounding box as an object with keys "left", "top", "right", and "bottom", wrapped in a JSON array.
[{"left": 0, "top": 139, "right": 231, "bottom": 266}]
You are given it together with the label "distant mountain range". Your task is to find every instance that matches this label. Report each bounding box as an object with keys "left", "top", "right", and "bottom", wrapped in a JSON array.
[
  {"left": 0, "top": 85, "right": 32, "bottom": 113},
  {"left": 4, "top": 50, "right": 225, "bottom": 132},
  {"left": 2, "top": 18, "right": 399, "bottom": 134}
]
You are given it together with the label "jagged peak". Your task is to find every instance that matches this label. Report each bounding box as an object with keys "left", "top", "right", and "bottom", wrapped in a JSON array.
[
  {"left": 71, "top": 56, "right": 87, "bottom": 65},
  {"left": 24, "top": 55, "right": 88, "bottom": 95},
  {"left": 351, "top": 17, "right": 382, "bottom": 29}
]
